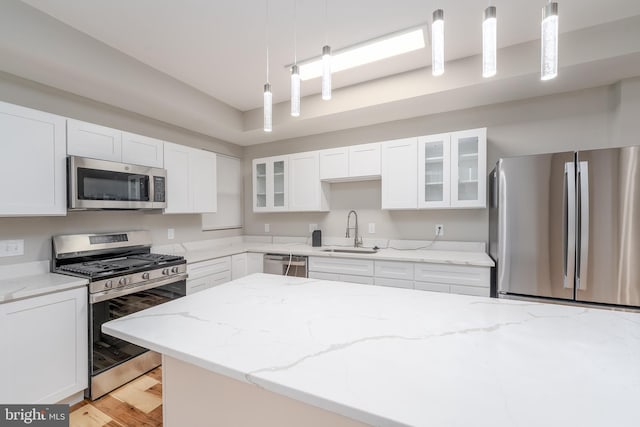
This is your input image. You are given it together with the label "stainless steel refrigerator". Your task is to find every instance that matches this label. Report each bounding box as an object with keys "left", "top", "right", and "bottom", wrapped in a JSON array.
[{"left": 489, "top": 146, "right": 640, "bottom": 309}]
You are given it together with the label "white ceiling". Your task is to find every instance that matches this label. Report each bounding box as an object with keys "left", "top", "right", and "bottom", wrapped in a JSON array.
[{"left": 10, "top": 0, "right": 640, "bottom": 144}]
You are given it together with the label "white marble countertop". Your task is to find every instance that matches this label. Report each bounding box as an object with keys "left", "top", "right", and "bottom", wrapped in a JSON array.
[
  {"left": 0, "top": 261, "right": 88, "bottom": 303},
  {"left": 103, "top": 273, "right": 640, "bottom": 427},
  {"left": 181, "top": 242, "right": 495, "bottom": 267}
]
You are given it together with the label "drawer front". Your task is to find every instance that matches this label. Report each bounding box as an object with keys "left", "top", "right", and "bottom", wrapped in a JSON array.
[
  {"left": 309, "top": 257, "right": 374, "bottom": 276},
  {"left": 309, "top": 271, "right": 374, "bottom": 285},
  {"left": 186, "top": 271, "right": 231, "bottom": 295},
  {"left": 414, "top": 281, "right": 450, "bottom": 293},
  {"left": 450, "top": 284, "right": 490, "bottom": 297},
  {"left": 414, "top": 263, "right": 490, "bottom": 288},
  {"left": 374, "top": 260, "right": 414, "bottom": 280},
  {"left": 188, "top": 257, "right": 231, "bottom": 278},
  {"left": 374, "top": 277, "right": 413, "bottom": 289}
]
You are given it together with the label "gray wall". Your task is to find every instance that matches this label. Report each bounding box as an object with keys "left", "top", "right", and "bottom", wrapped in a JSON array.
[
  {"left": 243, "top": 78, "right": 639, "bottom": 242},
  {"left": 0, "top": 72, "right": 243, "bottom": 265}
]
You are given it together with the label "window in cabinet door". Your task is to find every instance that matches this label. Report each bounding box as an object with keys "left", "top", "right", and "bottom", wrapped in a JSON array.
[
  {"left": 456, "top": 137, "right": 479, "bottom": 201},
  {"left": 255, "top": 162, "right": 267, "bottom": 208},
  {"left": 273, "top": 160, "right": 285, "bottom": 208}
]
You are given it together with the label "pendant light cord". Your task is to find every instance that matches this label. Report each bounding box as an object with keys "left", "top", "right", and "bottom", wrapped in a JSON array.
[
  {"left": 294, "top": 0, "right": 297, "bottom": 64},
  {"left": 324, "top": 0, "right": 328, "bottom": 45},
  {"left": 266, "top": 0, "right": 270, "bottom": 82}
]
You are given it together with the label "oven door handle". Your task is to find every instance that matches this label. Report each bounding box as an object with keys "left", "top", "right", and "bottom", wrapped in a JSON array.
[{"left": 90, "top": 273, "right": 188, "bottom": 304}]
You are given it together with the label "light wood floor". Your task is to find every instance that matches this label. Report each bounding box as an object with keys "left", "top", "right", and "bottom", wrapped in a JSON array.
[{"left": 69, "top": 367, "right": 163, "bottom": 427}]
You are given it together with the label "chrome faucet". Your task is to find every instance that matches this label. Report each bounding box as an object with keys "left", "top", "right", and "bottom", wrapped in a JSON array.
[{"left": 345, "top": 210, "right": 362, "bottom": 247}]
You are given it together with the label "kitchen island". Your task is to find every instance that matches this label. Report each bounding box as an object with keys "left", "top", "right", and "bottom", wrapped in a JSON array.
[{"left": 103, "top": 273, "right": 640, "bottom": 427}]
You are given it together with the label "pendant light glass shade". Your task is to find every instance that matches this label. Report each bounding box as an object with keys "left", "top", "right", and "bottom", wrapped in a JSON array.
[
  {"left": 291, "top": 65, "right": 300, "bottom": 117},
  {"left": 482, "top": 6, "right": 497, "bottom": 78},
  {"left": 541, "top": 2, "right": 559, "bottom": 81},
  {"left": 263, "top": 83, "right": 272, "bottom": 132},
  {"left": 431, "top": 9, "right": 444, "bottom": 76},
  {"left": 322, "top": 45, "right": 332, "bottom": 100}
]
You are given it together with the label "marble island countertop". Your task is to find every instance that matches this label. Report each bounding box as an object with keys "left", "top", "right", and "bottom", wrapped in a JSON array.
[
  {"left": 0, "top": 261, "right": 88, "bottom": 303},
  {"left": 103, "top": 273, "right": 640, "bottom": 427}
]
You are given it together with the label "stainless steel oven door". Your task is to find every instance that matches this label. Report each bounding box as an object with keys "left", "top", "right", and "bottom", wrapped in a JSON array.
[{"left": 88, "top": 279, "right": 185, "bottom": 399}]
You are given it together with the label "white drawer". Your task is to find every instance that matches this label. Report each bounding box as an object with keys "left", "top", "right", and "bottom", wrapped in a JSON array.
[
  {"left": 414, "top": 263, "right": 490, "bottom": 288},
  {"left": 309, "top": 256, "right": 374, "bottom": 276},
  {"left": 188, "top": 256, "right": 231, "bottom": 279},
  {"left": 186, "top": 270, "right": 231, "bottom": 295},
  {"left": 375, "top": 260, "right": 414, "bottom": 280},
  {"left": 374, "top": 277, "right": 413, "bottom": 289},
  {"left": 309, "top": 271, "right": 374, "bottom": 285},
  {"left": 414, "top": 281, "right": 450, "bottom": 293},
  {"left": 450, "top": 284, "right": 490, "bottom": 297}
]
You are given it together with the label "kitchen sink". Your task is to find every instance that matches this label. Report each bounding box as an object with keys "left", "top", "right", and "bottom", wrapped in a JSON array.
[{"left": 321, "top": 248, "right": 378, "bottom": 254}]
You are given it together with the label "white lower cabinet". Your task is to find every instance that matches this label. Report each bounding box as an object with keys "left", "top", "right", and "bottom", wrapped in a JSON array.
[
  {"left": 374, "top": 277, "right": 414, "bottom": 289},
  {"left": 247, "top": 253, "right": 264, "bottom": 275},
  {"left": 309, "top": 257, "right": 374, "bottom": 277},
  {"left": 309, "top": 256, "right": 490, "bottom": 297},
  {"left": 186, "top": 257, "right": 231, "bottom": 295},
  {"left": 309, "top": 271, "right": 374, "bottom": 285},
  {"left": 0, "top": 287, "right": 88, "bottom": 403}
]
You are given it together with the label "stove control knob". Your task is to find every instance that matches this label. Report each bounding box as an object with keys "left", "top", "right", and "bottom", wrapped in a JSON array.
[
  {"left": 142, "top": 272, "right": 150, "bottom": 280},
  {"left": 171, "top": 266, "right": 179, "bottom": 274},
  {"left": 118, "top": 278, "right": 128, "bottom": 287},
  {"left": 105, "top": 280, "right": 113, "bottom": 289},
  {"left": 162, "top": 268, "right": 170, "bottom": 275}
]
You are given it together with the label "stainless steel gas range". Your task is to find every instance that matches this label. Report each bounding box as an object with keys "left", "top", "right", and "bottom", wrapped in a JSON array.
[{"left": 52, "top": 230, "right": 187, "bottom": 400}]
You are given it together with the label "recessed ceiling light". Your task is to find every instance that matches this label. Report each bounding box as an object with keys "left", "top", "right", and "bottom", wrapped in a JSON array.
[{"left": 294, "top": 26, "right": 426, "bottom": 81}]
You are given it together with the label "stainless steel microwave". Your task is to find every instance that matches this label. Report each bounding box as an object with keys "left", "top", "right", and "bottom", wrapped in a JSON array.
[{"left": 68, "top": 156, "right": 167, "bottom": 210}]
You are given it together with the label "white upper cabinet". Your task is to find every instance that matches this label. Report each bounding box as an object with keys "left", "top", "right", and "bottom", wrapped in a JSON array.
[
  {"left": 450, "top": 128, "right": 487, "bottom": 208},
  {"left": 67, "top": 119, "right": 164, "bottom": 167},
  {"left": 253, "top": 156, "right": 289, "bottom": 212},
  {"left": 164, "top": 142, "right": 191, "bottom": 213},
  {"left": 122, "top": 131, "right": 164, "bottom": 168},
  {"left": 164, "top": 142, "right": 217, "bottom": 214},
  {"left": 289, "top": 151, "right": 329, "bottom": 212},
  {"left": 349, "top": 142, "right": 381, "bottom": 178},
  {"left": 418, "top": 133, "right": 451, "bottom": 208},
  {"left": 319, "top": 147, "right": 348, "bottom": 181},
  {"left": 0, "top": 101, "right": 67, "bottom": 216},
  {"left": 381, "top": 138, "right": 418, "bottom": 209},
  {"left": 67, "top": 119, "right": 122, "bottom": 162},
  {"left": 319, "top": 142, "right": 381, "bottom": 181}
]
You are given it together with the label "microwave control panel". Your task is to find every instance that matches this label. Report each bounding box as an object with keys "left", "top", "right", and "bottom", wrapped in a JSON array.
[{"left": 154, "top": 176, "right": 166, "bottom": 202}]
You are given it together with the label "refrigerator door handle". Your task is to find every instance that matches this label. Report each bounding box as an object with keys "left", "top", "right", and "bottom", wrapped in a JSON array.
[
  {"left": 563, "top": 162, "right": 576, "bottom": 289},
  {"left": 577, "top": 161, "right": 589, "bottom": 291}
]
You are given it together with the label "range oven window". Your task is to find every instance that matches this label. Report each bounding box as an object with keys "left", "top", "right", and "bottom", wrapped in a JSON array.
[
  {"left": 90, "top": 281, "right": 186, "bottom": 375},
  {"left": 77, "top": 167, "right": 150, "bottom": 202}
]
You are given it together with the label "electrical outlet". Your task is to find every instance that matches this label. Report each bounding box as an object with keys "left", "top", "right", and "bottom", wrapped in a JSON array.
[
  {"left": 368, "top": 223, "right": 376, "bottom": 234},
  {"left": 309, "top": 223, "right": 318, "bottom": 233},
  {"left": 264, "top": 223, "right": 270, "bottom": 233},
  {"left": 167, "top": 228, "right": 175, "bottom": 240},
  {"left": 435, "top": 224, "right": 444, "bottom": 236},
  {"left": 0, "top": 239, "right": 24, "bottom": 257}
]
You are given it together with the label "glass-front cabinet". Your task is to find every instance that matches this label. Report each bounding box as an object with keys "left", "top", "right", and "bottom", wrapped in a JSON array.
[
  {"left": 451, "top": 128, "right": 487, "bottom": 208},
  {"left": 416, "top": 128, "right": 486, "bottom": 209},
  {"left": 418, "top": 133, "right": 451, "bottom": 208},
  {"left": 252, "top": 156, "right": 289, "bottom": 212}
]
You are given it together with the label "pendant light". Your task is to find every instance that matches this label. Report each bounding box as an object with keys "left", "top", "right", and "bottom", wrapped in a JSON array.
[
  {"left": 431, "top": 9, "right": 444, "bottom": 76},
  {"left": 482, "top": 6, "right": 497, "bottom": 78},
  {"left": 263, "top": 0, "right": 272, "bottom": 132},
  {"left": 290, "top": 0, "right": 300, "bottom": 117},
  {"left": 541, "top": 1, "right": 559, "bottom": 81},
  {"left": 322, "top": 0, "right": 332, "bottom": 100}
]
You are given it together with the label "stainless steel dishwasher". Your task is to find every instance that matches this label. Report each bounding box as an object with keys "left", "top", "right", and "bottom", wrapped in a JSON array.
[{"left": 263, "top": 254, "right": 308, "bottom": 277}]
